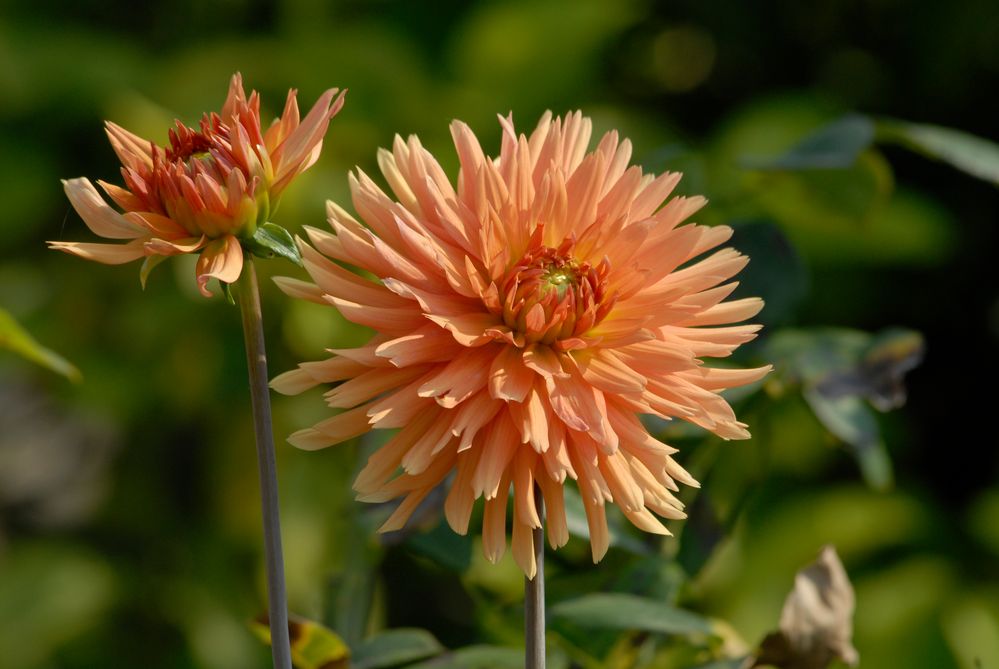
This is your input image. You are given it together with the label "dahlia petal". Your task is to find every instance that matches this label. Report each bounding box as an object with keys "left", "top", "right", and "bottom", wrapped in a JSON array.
[
  {"left": 377, "top": 487, "right": 433, "bottom": 533},
  {"left": 681, "top": 364, "right": 773, "bottom": 391},
  {"left": 680, "top": 297, "right": 765, "bottom": 326},
  {"left": 399, "top": 415, "right": 454, "bottom": 475},
  {"left": 417, "top": 347, "right": 492, "bottom": 408},
  {"left": 522, "top": 344, "right": 568, "bottom": 380},
  {"left": 324, "top": 295, "right": 425, "bottom": 332},
  {"left": 63, "top": 178, "right": 147, "bottom": 240},
  {"left": 325, "top": 365, "right": 428, "bottom": 408},
  {"left": 124, "top": 211, "right": 190, "bottom": 239},
  {"left": 445, "top": 448, "right": 481, "bottom": 534},
  {"left": 47, "top": 239, "right": 147, "bottom": 265},
  {"left": 426, "top": 312, "right": 503, "bottom": 347},
  {"left": 145, "top": 235, "right": 206, "bottom": 256},
  {"left": 271, "top": 368, "right": 323, "bottom": 395},
  {"left": 599, "top": 450, "right": 645, "bottom": 513},
  {"left": 536, "top": 473, "right": 570, "bottom": 549},
  {"left": 273, "top": 88, "right": 345, "bottom": 187},
  {"left": 366, "top": 377, "right": 436, "bottom": 429},
  {"left": 355, "top": 411, "right": 439, "bottom": 495},
  {"left": 577, "top": 350, "right": 647, "bottom": 394},
  {"left": 195, "top": 235, "right": 243, "bottom": 297},
  {"left": 383, "top": 277, "right": 480, "bottom": 316},
  {"left": 513, "top": 449, "right": 541, "bottom": 528},
  {"left": 472, "top": 412, "right": 520, "bottom": 499},
  {"left": 508, "top": 382, "right": 550, "bottom": 451},
  {"left": 374, "top": 327, "right": 456, "bottom": 368},
  {"left": 302, "top": 241, "right": 409, "bottom": 308},
  {"left": 450, "top": 391, "right": 503, "bottom": 451},
  {"left": 488, "top": 345, "right": 534, "bottom": 402},
  {"left": 542, "top": 418, "right": 576, "bottom": 483},
  {"left": 273, "top": 276, "right": 325, "bottom": 304},
  {"left": 98, "top": 180, "right": 145, "bottom": 212},
  {"left": 377, "top": 144, "right": 420, "bottom": 212},
  {"left": 512, "top": 505, "right": 537, "bottom": 579},
  {"left": 547, "top": 364, "right": 617, "bottom": 450},
  {"left": 630, "top": 170, "right": 685, "bottom": 220},
  {"left": 287, "top": 428, "right": 337, "bottom": 451},
  {"left": 661, "top": 324, "right": 762, "bottom": 358},
  {"left": 104, "top": 122, "right": 154, "bottom": 171},
  {"left": 579, "top": 482, "right": 609, "bottom": 562},
  {"left": 482, "top": 472, "right": 511, "bottom": 564},
  {"left": 309, "top": 404, "right": 374, "bottom": 444}
]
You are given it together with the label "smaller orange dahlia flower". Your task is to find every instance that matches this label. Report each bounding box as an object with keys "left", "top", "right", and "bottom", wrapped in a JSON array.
[
  {"left": 274, "top": 112, "right": 770, "bottom": 576},
  {"left": 50, "top": 74, "right": 346, "bottom": 296}
]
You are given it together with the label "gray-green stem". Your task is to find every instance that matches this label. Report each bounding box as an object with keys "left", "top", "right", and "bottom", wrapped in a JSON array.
[
  {"left": 237, "top": 258, "right": 292, "bottom": 669},
  {"left": 526, "top": 484, "right": 546, "bottom": 669}
]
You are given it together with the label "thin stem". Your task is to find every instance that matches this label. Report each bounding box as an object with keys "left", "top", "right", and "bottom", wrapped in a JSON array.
[
  {"left": 237, "top": 258, "right": 293, "bottom": 669},
  {"left": 525, "top": 484, "right": 546, "bottom": 669}
]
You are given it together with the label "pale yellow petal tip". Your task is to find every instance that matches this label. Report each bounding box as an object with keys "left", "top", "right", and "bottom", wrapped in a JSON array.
[
  {"left": 377, "top": 516, "right": 405, "bottom": 534},
  {"left": 270, "top": 368, "right": 317, "bottom": 396},
  {"left": 287, "top": 428, "right": 332, "bottom": 451}
]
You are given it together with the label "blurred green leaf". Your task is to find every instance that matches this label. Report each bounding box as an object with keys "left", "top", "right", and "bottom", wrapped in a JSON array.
[
  {"left": 550, "top": 593, "right": 713, "bottom": 636},
  {"left": 249, "top": 222, "right": 303, "bottom": 266},
  {"left": 407, "top": 518, "right": 474, "bottom": 572},
  {"left": 353, "top": 629, "right": 444, "bottom": 669},
  {"left": 768, "top": 327, "right": 924, "bottom": 489},
  {"left": 743, "top": 114, "right": 875, "bottom": 170},
  {"left": 326, "top": 531, "right": 381, "bottom": 649},
  {"left": 0, "top": 544, "right": 115, "bottom": 669},
  {"left": 877, "top": 118, "right": 999, "bottom": 185},
  {"left": 729, "top": 220, "right": 807, "bottom": 326},
  {"left": 0, "top": 307, "right": 80, "bottom": 381},
  {"left": 251, "top": 615, "right": 350, "bottom": 669},
  {"left": 406, "top": 645, "right": 525, "bottom": 669},
  {"left": 692, "top": 660, "right": 751, "bottom": 669}
]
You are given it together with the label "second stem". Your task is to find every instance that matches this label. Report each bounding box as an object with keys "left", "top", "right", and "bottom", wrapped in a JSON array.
[
  {"left": 525, "top": 485, "right": 546, "bottom": 669},
  {"left": 237, "top": 258, "right": 293, "bottom": 669}
]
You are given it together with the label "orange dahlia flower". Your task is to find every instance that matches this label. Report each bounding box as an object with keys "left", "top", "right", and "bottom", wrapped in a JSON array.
[
  {"left": 274, "top": 112, "right": 770, "bottom": 576},
  {"left": 50, "top": 74, "right": 346, "bottom": 296}
]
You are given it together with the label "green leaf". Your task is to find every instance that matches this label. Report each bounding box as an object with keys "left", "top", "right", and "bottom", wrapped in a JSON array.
[
  {"left": 803, "top": 389, "right": 893, "bottom": 491},
  {"left": 877, "top": 118, "right": 999, "bottom": 185},
  {"left": 690, "top": 660, "right": 751, "bottom": 669},
  {"left": 407, "top": 518, "right": 474, "bottom": 572},
  {"left": 0, "top": 544, "right": 115, "bottom": 669},
  {"left": 247, "top": 222, "right": 303, "bottom": 265},
  {"left": 550, "top": 593, "right": 714, "bottom": 636},
  {"left": 326, "top": 531, "right": 381, "bottom": 649},
  {"left": 250, "top": 615, "right": 350, "bottom": 669},
  {"left": 767, "top": 327, "right": 920, "bottom": 490},
  {"left": 352, "top": 629, "right": 444, "bottom": 669},
  {"left": 728, "top": 220, "right": 807, "bottom": 326},
  {"left": 0, "top": 307, "right": 81, "bottom": 381},
  {"left": 139, "top": 254, "right": 168, "bottom": 289},
  {"left": 743, "top": 114, "right": 875, "bottom": 170},
  {"left": 406, "top": 645, "right": 526, "bottom": 669}
]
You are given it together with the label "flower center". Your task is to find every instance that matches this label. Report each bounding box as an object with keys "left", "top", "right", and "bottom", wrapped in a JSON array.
[
  {"left": 165, "top": 123, "right": 215, "bottom": 164},
  {"left": 500, "top": 242, "right": 613, "bottom": 344}
]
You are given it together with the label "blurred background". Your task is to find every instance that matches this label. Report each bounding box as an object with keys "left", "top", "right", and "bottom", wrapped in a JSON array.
[{"left": 1, "top": 0, "right": 998, "bottom": 667}]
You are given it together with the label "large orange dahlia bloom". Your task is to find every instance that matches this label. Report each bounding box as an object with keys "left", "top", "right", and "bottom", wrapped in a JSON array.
[
  {"left": 274, "top": 112, "right": 770, "bottom": 576},
  {"left": 50, "top": 74, "right": 345, "bottom": 296}
]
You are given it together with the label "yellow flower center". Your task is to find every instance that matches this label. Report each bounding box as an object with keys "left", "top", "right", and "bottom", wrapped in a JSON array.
[{"left": 501, "top": 242, "right": 613, "bottom": 344}]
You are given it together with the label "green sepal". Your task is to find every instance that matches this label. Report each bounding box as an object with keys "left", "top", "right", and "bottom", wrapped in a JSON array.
[
  {"left": 221, "top": 282, "right": 236, "bottom": 305},
  {"left": 139, "top": 255, "right": 168, "bottom": 290},
  {"left": 246, "top": 222, "right": 302, "bottom": 266},
  {"left": 0, "top": 307, "right": 81, "bottom": 382}
]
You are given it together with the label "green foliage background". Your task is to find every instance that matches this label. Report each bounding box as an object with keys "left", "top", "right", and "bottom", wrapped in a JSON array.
[{"left": 1, "top": 1, "right": 997, "bottom": 667}]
